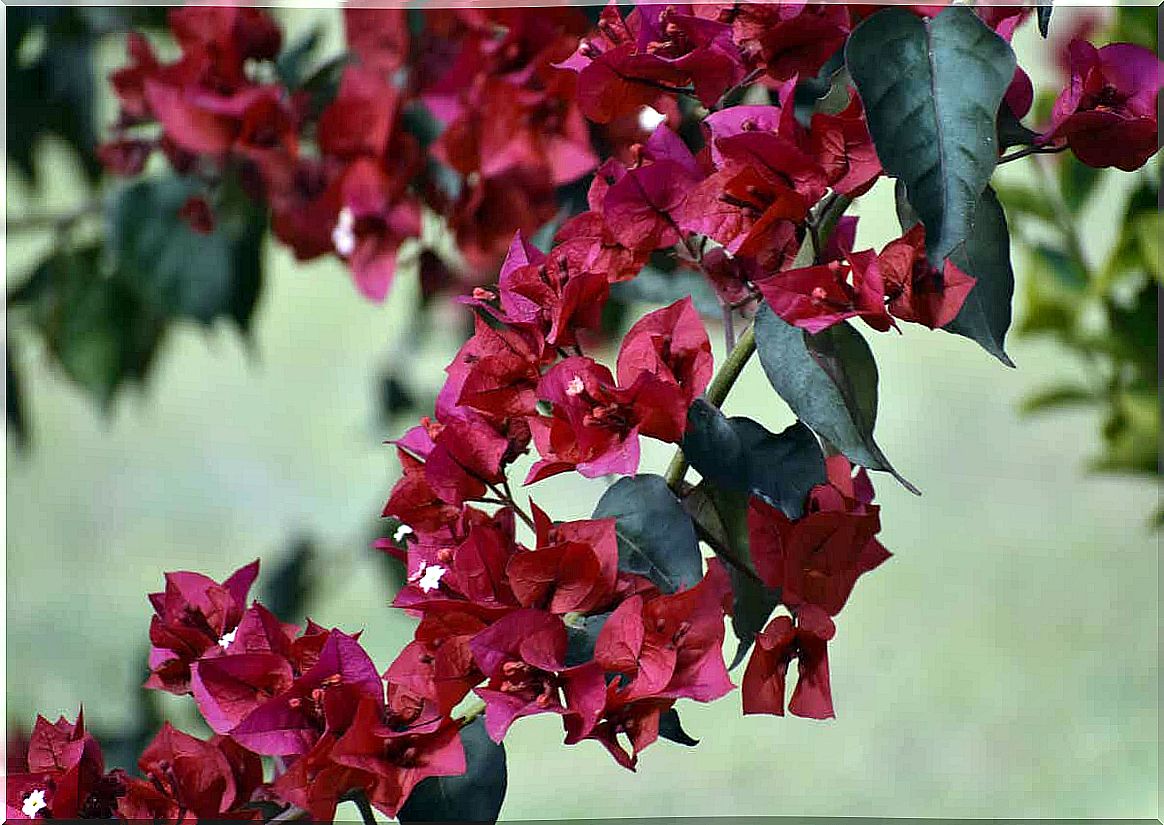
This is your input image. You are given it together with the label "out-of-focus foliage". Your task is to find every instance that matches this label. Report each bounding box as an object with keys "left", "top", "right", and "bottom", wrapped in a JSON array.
[{"left": 998, "top": 154, "right": 1159, "bottom": 522}]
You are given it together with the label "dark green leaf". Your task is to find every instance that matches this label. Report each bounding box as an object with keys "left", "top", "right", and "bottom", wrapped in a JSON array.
[
  {"left": 683, "top": 401, "right": 826, "bottom": 519},
  {"left": 109, "top": 176, "right": 265, "bottom": 330},
  {"left": 16, "top": 245, "right": 168, "bottom": 408},
  {"left": 274, "top": 28, "right": 322, "bottom": 88},
  {"left": 997, "top": 103, "right": 1040, "bottom": 150},
  {"left": 399, "top": 717, "right": 507, "bottom": 824},
  {"left": 6, "top": 9, "right": 101, "bottom": 185},
  {"left": 944, "top": 186, "right": 1016, "bottom": 366},
  {"left": 593, "top": 475, "right": 702, "bottom": 594},
  {"left": 658, "top": 708, "right": 699, "bottom": 747},
  {"left": 565, "top": 612, "right": 610, "bottom": 667},
  {"left": 847, "top": 6, "right": 1015, "bottom": 263},
  {"left": 261, "top": 536, "right": 316, "bottom": 623},
  {"left": 6, "top": 341, "right": 29, "bottom": 452},
  {"left": 1037, "top": 0, "right": 1053, "bottom": 38},
  {"left": 754, "top": 305, "right": 917, "bottom": 494}
]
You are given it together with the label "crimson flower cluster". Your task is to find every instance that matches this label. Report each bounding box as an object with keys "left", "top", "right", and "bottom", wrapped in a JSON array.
[{"left": 11, "top": 3, "right": 1161, "bottom": 823}]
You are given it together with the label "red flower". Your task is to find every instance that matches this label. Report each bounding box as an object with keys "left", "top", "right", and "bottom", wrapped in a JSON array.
[
  {"left": 725, "top": 3, "right": 851, "bottom": 82},
  {"left": 557, "top": 3, "right": 745, "bottom": 123},
  {"left": 328, "top": 697, "right": 467, "bottom": 819},
  {"left": 344, "top": 8, "right": 410, "bottom": 75},
  {"left": 1043, "top": 40, "right": 1163, "bottom": 170},
  {"left": 756, "top": 258, "right": 892, "bottom": 334},
  {"left": 809, "top": 92, "right": 881, "bottom": 197},
  {"left": 866, "top": 224, "right": 977, "bottom": 329},
  {"left": 507, "top": 505, "right": 620, "bottom": 614},
  {"left": 746, "top": 462, "right": 890, "bottom": 618},
  {"left": 6, "top": 710, "right": 125, "bottom": 820},
  {"left": 145, "top": 560, "right": 260, "bottom": 695},
  {"left": 616, "top": 297, "right": 714, "bottom": 408},
  {"left": 118, "top": 724, "right": 263, "bottom": 821},
  {"left": 741, "top": 606, "right": 835, "bottom": 718}
]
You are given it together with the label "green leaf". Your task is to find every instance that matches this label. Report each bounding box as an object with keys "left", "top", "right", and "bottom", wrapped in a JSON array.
[
  {"left": 609, "top": 265, "right": 719, "bottom": 318},
  {"left": 109, "top": 176, "right": 265, "bottom": 330},
  {"left": 593, "top": 475, "right": 702, "bottom": 594},
  {"left": 847, "top": 6, "right": 1015, "bottom": 263},
  {"left": 992, "top": 182, "right": 1056, "bottom": 223},
  {"left": 274, "top": 28, "right": 322, "bottom": 89},
  {"left": 399, "top": 717, "right": 507, "bottom": 824},
  {"left": 1019, "top": 385, "right": 1097, "bottom": 416},
  {"left": 6, "top": 341, "right": 29, "bottom": 452},
  {"left": 682, "top": 399, "right": 826, "bottom": 519},
  {"left": 658, "top": 708, "right": 699, "bottom": 747},
  {"left": 564, "top": 611, "right": 610, "bottom": 667},
  {"left": 682, "top": 482, "right": 779, "bottom": 669},
  {"left": 754, "top": 305, "right": 917, "bottom": 494},
  {"left": 1037, "top": 0, "right": 1053, "bottom": 38},
  {"left": 944, "top": 186, "right": 1016, "bottom": 366},
  {"left": 14, "top": 244, "right": 167, "bottom": 408},
  {"left": 1058, "top": 154, "right": 1102, "bottom": 212}
]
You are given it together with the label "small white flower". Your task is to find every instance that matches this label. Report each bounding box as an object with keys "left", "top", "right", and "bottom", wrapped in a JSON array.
[
  {"left": 218, "top": 628, "right": 237, "bottom": 650},
  {"left": 393, "top": 523, "right": 414, "bottom": 543},
  {"left": 332, "top": 207, "right": 356, "bottom": 257},
  {"left": 417, "top": 564, "right": 447, "bottom": 593},
  {"left": 565, "top": 375, "right": 585, "bottom": 396},
  {"left": 637, "top": 105, "right": 667, "bottom": 132},
  {"left": 23, "top": 789, "right": 48, "bottom": 818}
]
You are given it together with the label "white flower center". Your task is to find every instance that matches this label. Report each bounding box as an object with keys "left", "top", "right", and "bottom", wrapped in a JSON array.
[
  {"left": 332, "top": 207, "right": 356, "bottom": 257},
  {"left": 23, "top": 789, "right": 48, "bottom": 817},
  {"left": 393, "top": 523, "right": 414, "bottom": 543},
  {"left": 417, "top": 564, "right": 447, "bottom": 593},
  {"left": 565, "top": 375, "right": 585, "bottom": 396},
  {"left": 637, "top": 105, "right": 666, "bottom": 131},
  {"left": 218, "top": 628, "right": 237, "bottom": 650}
]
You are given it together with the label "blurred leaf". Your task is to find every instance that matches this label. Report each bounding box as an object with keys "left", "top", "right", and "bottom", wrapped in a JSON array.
[
  {"left": 1093, "top": 389, "right": 1159, "bottom": 476},
  {"left": 6, "top": 341, "right": 29, "bottom": 452},
  {"left": 274, "top": 28, "right": 322, "bottom": 89},
  {"left": 993, "top": 182, "right": 1056, "bottom": 223},
  {"left": 610, "top": 265, "right": 720, "bottom": 318},
  {"left": 13, "top": 244, "right": 167, "bottom": 408},
  {"left": 399, "top": 717, "right": 507, "bottom": 825},
  {"left": 1058, "top": 155, "right": 1102, "bottom": 212},
  {"left": 658, "top": 708, "right": 699, "bottom": 747},
  {"left": 754, "top": 306, "right": 916, "bottom": 493},
  {"left": 6, "top": 8, "right": 101, "bottom": 185},
  {"left": 109, "top": 175, "right": 266, "bottom": 330},
  {"left": 261, "top": 536, "right": 316, "bottom": 623},
  {"left": 1132, "top": 213, "right": 1163, "bottom": 284},
  {"left": 1019, "top": 385, "right": 1097, "bottom": 416},
  {"left": 594, "top": 475, "right": 703, "bottom": 594},
  {"left": 1113, "top": 6, "right": 1157, "bottom": 50},
  {"left": 945, "top": 187, "right": 1016, "bottom": 366}
]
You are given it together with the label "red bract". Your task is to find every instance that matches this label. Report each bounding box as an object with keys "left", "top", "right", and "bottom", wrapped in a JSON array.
[
  {"left": 809, "top": 93, "right": 881, "bottom": 197},
  {"left": 747, "top": 457, "right": 890, "bottom": 617},
  {"left": 507, "top": 506, "right": 620, "bottom": 614},
  {"left": 145, "top": 559, "right": 259, "bottom": 694},
  {"left": 616, "top": 297, "right": 714, "bottom": 407},
  {"left": 756, "top": 257, "right": 892, "bottom": 334},
  {"left": 741, "top": 606, "right": 835, "bottom": 718},
  {"left": 527, "top": 357, "right": 643, "bottom": 482},
  {"left": 557, "top": 2, "right": 745, "bottom": 123},
  {"left": 118, "top": 724, "right": 263, "bottom": 821},
  {"left": 327, "top": 697, "right": 467, "bottom": 819},
  {"left": 1043, "top": 40, "right": 1163, "bottom": 171},
  {"left": 866, "top": 224, "right": 977, "bottom": 329},
  {"left": 6, "top": 711, "right": 125, "bottom": 820}
]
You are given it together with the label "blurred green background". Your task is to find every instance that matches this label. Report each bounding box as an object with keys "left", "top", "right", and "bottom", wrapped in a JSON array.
[{"left": 4, "top": 7, "right": 1159, "bottom": 820}]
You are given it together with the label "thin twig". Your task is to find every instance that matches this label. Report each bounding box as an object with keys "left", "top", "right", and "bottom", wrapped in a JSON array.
[{"left": 998, "top": 143, "right": 1068, "bottom": 164}]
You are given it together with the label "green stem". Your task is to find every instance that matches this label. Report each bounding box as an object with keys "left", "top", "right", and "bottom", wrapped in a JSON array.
[{"left": 663, "top": 193, "right": 852, "bottom": 493}]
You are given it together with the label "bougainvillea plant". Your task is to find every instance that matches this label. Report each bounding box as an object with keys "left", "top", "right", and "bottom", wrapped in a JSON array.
[{"left": 7, "top": 3, "right": 1160, "bottom": 822}]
